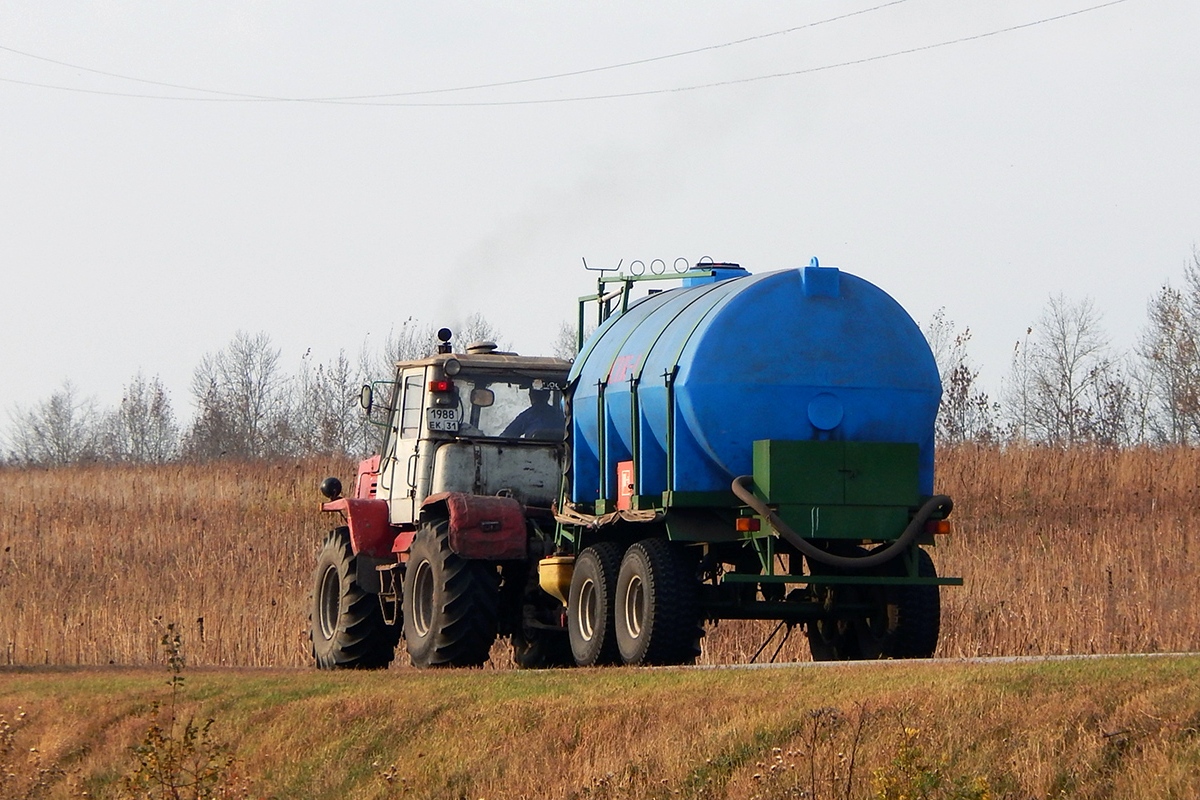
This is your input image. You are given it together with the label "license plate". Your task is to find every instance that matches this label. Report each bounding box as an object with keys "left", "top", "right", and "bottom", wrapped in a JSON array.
[{"left": 427, "top": 407, "right": 460, "bottom": 432}]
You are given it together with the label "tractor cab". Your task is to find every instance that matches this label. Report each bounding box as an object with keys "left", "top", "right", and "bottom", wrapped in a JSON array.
[{"left": 360, "top": 340, "right": 572, "bottom": 527}]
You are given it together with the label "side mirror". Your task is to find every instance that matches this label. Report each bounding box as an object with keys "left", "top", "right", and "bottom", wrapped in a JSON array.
[
  {"left": 359, "top": 384, "right": 373, "bottom": 412},
  {"left": 470, "top": 388, "right": 495, "bottom": 408}
]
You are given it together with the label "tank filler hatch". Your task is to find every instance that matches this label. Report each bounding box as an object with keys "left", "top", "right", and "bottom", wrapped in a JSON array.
[{"left": 803, "top": 256, "right": 841, "bottom": 298}]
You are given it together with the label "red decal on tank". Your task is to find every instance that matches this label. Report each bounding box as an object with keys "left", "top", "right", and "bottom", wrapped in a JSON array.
[{"left": 608, "top": 354, "right": 641, "bottom": 383}]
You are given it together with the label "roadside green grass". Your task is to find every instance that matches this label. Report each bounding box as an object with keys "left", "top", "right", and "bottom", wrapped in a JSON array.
[{"left": 1, "top": 656, "right": 1198, "bottom": 799}]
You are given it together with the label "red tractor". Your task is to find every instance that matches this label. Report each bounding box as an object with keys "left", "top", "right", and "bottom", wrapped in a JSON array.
[{"left": 310, "top": 331, "right": 572, "bottom": 668}]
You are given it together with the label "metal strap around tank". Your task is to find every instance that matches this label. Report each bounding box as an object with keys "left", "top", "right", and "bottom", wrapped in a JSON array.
[
  {"left": 630, "top": 282, "right": 738, "bottom": 499},
  {"left": 585, "top": 293, "right": 676, "bottom": 504},
  {"left": 664, "top": 365, "right": 678, "bottom": 493},
  {"left": 579, "top": 272, "right": 762, "bottom": 503},
  {"left": 656, "top": 273, "right": 770, "bottom": 493},
  {"left": 595, "top": 379, "right": 607, "bottom": 501}
]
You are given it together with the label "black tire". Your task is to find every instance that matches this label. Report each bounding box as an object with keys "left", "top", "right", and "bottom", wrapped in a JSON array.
[
  {"left": 805, "top": 547, "right": 940, "bottom": 661},
  {"left": 567, "top": 541, "right": 624, "bottom": 666},
  {"left": 855, "top": 547, "right": 941, "bottom": 659},
  {"left": 614, "top": 538, "right": 703, "bottom": 666},
  {"left": 309, "top": 528, "right": 400, "bottom": 670},
  {"left": 402, "top": 519, "right": 499, "bottom": 668},
  {"left": 805, "top": 586, "right": 862, "bottom": 662}
]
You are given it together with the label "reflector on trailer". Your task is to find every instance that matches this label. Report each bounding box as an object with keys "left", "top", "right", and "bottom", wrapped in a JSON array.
[
  {"left": 925, "top": 519, "right": 952, "bottom": 535},
  {"left": 735, "top": 517, "right": 761, "bottom": 533}
]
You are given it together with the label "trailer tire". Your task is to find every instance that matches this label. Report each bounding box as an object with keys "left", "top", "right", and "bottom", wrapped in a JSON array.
[
  {"left": 309, "top": 527, "right": 400, "bottom": 670},
  {"left": 806, "top": 547, "right": 941, "bottom": 661},
  {"left": 856, "top": 546, "right": 941, "bottom": 659},
  {"left": 614, "top": 538, "right": 703, "bottom": 666},
  {"left": 805, "top": 588, "right": 862, "bottom": 662},
  {"left": 568, "top": 541, "right": 624, "bottom": 666},
  {"left": 403, "top": 519, "right": 499, "bottom": 668},
  {"left": 805, "top": 545, "right": 866, "bottom": 661}
]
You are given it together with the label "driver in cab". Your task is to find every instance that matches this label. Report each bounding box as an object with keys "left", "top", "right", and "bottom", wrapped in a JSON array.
[{"left": 501, "top": 388, "right": 565, "bottom": 439}]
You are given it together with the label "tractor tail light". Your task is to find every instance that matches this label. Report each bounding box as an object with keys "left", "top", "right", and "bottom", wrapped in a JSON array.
[
  {"left": 429, "top": 379, "right": 453, "bottom": 392},
  {"left": 735, "top": 517, "right": 761, "bottom": 533}
]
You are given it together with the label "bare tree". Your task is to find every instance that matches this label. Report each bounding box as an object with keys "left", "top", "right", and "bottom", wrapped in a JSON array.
[
  {"left": 551, "top": 320, "right": 579, "bottom": 362},
  {"left": 1138, "top": 253, "right": 1200, "bottom": 443},
  {"left": 922, "top": 309, "right": 998, "bottom": 444},
  {"left": 365, "top": 318, "right": 437, "bottom": 382},
  {"left": 291, "top": 350, "right": 370, "bottom": 457},
  {"left": 6, "top": 381, "right": 100, "bottom": 466},
  {"left": 458, "top": 312, "right": 506, "bottom": 350},
  {"left": 183, "top": 331, "right": 288, "bottom": 459},
  {"left": 1083, "top": 356, "right": 1147, "bottom": 447},
  {"left": 101, "top": 372, "right": 179, "bottom": 462},
  {"left": 1008, "top": 295, "right": 1121, "bottom": 446},
  {"left": 1003, "top": 327, "right": 1035, "bottom": 442}
]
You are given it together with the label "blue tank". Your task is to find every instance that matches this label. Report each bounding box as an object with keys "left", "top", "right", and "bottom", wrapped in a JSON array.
[{"left": 568, "top": 264, "right": 941, "bottom": 504}]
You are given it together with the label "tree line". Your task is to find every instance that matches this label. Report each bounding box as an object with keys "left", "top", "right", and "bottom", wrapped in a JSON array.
[
  {"left": 1, "top": 314, "right": 520, "bottom": 467},
  {"left": 928, "top": 252, "right": 1200, "bottom": 448},
  {"left": 5, "top": 253, "right": 1200, "bottom": 465}
]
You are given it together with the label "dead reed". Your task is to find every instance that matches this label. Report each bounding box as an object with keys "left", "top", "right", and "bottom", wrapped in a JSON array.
[{"left": 0, "top": 445, "right": 1196, "bottom": 668}]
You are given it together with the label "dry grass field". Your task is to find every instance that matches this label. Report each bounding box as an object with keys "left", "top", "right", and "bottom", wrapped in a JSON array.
[{"left": 0, "top": 445, "right": 1197, "bottom": 668}]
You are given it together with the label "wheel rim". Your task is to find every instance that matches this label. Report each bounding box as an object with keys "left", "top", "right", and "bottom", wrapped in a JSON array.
[
  {"left": 623, "top": 574, "right": 645, "bottom": 640},
  {"left": 318, "top": 564, "right": 341, "bottom": 640},
  {"left": 411, "top": 560, "right": 435, "bottom": 638},
  {"left": 577, "top": 577, "right": 598, "bottom": 641}
]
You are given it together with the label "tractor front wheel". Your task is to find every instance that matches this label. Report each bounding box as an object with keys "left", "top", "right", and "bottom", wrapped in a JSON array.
[
  {"left": 309, "top": 527, "right": 400, "bottom": 669},
  {"left": 402, "top": 519, "right": 499, "bottom": 668}
]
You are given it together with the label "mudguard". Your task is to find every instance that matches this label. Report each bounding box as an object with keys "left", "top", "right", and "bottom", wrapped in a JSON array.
[
  {"left": 420, "top": 492, "right": 527, "bottom": 560},
  {"left": 320, "top": 497, "right": 396, "bottom": 559}
]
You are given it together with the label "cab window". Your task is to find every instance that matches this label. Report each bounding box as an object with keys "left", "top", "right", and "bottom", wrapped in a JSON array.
[{"left": 399, "top": 374, "right": 424, "bottom": 438}]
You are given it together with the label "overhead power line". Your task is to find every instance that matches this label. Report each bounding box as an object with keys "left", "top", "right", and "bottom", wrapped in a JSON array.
[
  {"left": 329, "top": 0, "right": 1132, "bottom": 108},
  {"left": 0, "top": 44, "right": 276, "bottom": 100},
  {"left": 0, "top": 0, "right": 912, "bottom": 102},
  {"left": 0, "top": 0, "right": 1133, "bottom": 107},
  {"left": 314, "top": 0, "right": 913, "bottom": 100}
]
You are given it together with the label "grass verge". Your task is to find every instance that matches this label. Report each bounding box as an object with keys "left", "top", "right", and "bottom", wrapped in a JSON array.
[{"left": 0, "top": 655, "right": 1198, "bottom": 799}]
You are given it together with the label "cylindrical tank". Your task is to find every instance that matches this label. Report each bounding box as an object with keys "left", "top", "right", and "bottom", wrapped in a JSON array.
[{"left": 568, "top": 264, "right": 941, "bottom": 504}]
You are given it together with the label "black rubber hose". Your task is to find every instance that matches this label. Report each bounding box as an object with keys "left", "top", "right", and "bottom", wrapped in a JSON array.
[{"left": 731, "top": 475, "right": 952, "bottom": 571}]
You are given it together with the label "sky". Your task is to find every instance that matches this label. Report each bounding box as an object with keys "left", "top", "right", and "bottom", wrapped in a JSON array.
[{"left": 2, "top": 0, "right": 1197, "bottom": 423}]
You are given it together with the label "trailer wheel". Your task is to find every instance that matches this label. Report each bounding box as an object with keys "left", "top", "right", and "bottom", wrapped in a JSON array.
[
  {"left": 805, "top": 588, "right": 862, "bottom": 662},
  {"left": 805, "top": 548, "right": 866, "bottom": 661},
  {"left": 614, "top": 538, "right": 703, "bottom": 666},
  {"left": 567, "top": 541, "right": 624, "bottom": 666},
  {"left": 402, "top": 519, "right": 499, "bottom": 668},
  {"left": 854, "top": 547, "right": 941, "bottom": 659},
  {"left": 309, "top": 527, "right": 400, "bottom": 670}
]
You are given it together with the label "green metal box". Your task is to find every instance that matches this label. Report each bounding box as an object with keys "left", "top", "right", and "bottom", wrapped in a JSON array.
[{"left": 752, "top": 440, "right": 920, "bottom": 541}]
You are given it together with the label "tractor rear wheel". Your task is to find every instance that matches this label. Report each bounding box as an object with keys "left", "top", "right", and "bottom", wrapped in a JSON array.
[
  {"left": 614, "top": 538, "right": 703, "bottom": 666},
  {"left": 567, "top": 541, "right": 624, "bottom": 666},
  {"left": 309, "top": 527, "right": 400, "bottom": 669},
  {"left": 402, "top": 519, "right": 499, "bottom": 668}
]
